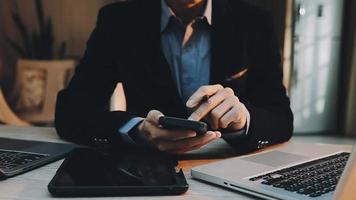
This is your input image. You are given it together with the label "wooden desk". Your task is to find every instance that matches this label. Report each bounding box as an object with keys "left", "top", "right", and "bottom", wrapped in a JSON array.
[{"left": 0, "top": 125, "right": 354, "bottom": 200}]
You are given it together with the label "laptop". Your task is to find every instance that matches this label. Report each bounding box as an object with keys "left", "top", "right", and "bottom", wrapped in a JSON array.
[
  {"left": 192, "top": 142, "right": 356, "bottom": 200},
  {"left": 0, "top": 137, "right": 75, "bottom": 180}
]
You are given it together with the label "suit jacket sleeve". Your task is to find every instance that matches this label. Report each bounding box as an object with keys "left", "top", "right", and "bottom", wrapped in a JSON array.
[
  {"left": 223, "top": 12, "right": 294, "bottom": 153},
  {"left": 55, "top": 7, "right": 134, "bottom": 147}
]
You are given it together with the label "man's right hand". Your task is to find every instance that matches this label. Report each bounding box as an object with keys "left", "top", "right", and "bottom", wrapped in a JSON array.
[{"left": 137, "top": 110, "right": 221, "bottom": 154}]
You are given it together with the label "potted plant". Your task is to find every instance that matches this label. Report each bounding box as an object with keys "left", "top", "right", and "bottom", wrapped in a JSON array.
[{"left": 7, "top": 0, "right": 75, "bottom": 123}]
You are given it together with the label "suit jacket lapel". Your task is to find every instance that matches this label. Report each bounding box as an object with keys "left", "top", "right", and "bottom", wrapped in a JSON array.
[
  {"left": 140, "top": 0, "right": 186, "bottom": 115},
  {"left": 210, "top": 0, "right": 247, "bottom": 84}
]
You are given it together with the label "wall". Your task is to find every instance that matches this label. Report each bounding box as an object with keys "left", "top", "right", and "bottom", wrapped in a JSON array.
[
  {"left": 341, "top": 0, "right": 356, "bottom": 136},
  {"left": 0, "top": 0, "right": 116, "bottom": 95}
]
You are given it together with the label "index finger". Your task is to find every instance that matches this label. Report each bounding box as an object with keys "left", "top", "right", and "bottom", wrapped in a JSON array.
[{"left": 186, "top": 84, "right": 223, "bottom": 108}]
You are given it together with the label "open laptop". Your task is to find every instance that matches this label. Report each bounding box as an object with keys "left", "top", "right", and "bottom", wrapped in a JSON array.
[
  {"left": 192, "top": 142, "right": 356, "bottom": 200},
  {"left": 0, "top": 137, "right": 75, "bottom": 180}
]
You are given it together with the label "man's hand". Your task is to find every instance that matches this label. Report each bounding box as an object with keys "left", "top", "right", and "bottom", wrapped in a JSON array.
[
  {"left": 186, "top": 84, "right": 247, "bottom": 131},
  {"left": 138, "top": 110, "right": 221, "bottom": 154}
]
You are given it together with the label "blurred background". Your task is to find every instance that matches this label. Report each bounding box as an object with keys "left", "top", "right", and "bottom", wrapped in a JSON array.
[{"left": 0, "top": 0, "right": 355, "bottom": 138}]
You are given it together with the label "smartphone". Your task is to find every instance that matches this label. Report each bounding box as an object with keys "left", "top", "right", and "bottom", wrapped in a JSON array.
[{"left": 158, "top": 116, "right": 208, "bottom": 135}]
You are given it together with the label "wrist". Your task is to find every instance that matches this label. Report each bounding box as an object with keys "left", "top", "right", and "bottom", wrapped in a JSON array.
[
  {"left": 137, "top": 120, "right": 144, "bottom": 133},
  {"left": 130, "top": 120, "right": 152, "bottom": 146}
]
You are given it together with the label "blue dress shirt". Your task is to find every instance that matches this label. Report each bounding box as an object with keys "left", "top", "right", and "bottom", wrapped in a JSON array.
[
  {"left": 118, "top": 0, "right": 250, "bottom": 142},
  {"left": 161, "top": 0, "right": 212, "bottom": 103}
]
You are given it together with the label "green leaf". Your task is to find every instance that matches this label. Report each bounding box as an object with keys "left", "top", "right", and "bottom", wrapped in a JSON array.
[
  {"left": 6, "top": 38, "right": 27, "bottom": 58},
  {"left": 35, "top": 0, "right": 46, "bottom": 38},
  {"left": 44, "top": 18, "right": 54, "bottom": 59},
  {"left": 11, "top": 12, "right": 32, "bottom": 57},
  {"left": 58, "top": 41, "right": 67, "bottom": 59},
  {"left": 31, "top": 31, "right": 40, "bottom": 59},
  {"left": 8, "top": 0, "right": 66, "bottom": 61}
]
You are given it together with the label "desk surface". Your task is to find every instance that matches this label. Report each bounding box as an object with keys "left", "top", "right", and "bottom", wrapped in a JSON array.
[{"left": 0, "top": 125, "right": 354, "bottom": 200}]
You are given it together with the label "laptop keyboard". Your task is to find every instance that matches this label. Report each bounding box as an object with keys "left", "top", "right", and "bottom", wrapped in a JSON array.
[
  {"left": 249, "top": 152, "right": 350, "bottom": 198},
  {"left": 0, "top": 149, "right": 49, "bottom": 171}
]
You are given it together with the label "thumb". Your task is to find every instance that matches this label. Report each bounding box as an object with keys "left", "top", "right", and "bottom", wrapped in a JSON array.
[{"left": 146, "top": 110, "right": 164, "bottom": 125}]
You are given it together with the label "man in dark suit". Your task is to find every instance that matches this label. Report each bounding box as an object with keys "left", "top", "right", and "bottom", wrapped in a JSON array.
[{"left": 55, "top": 0, "right": 293, "bottom": 154}]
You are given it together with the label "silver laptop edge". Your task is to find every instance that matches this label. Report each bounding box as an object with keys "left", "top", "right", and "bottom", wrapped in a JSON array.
[
  {"left": 332, "top": 144, "right": 356, "bottom": 200},
  {"left": 191, "top": 142, "right": 355, "bottom": 200}
]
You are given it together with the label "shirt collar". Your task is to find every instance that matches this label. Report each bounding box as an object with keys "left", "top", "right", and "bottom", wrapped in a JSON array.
[{"left": 160, "top": 0, "right": 212, "bottom": 33}]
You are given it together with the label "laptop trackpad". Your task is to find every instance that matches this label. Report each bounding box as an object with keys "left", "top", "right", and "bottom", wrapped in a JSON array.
[{"left": 241, "top": 151, "right": 308, "bottom": 167}]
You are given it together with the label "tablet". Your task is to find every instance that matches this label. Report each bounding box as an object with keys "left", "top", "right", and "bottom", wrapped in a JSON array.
[{"left": 48, "top": 148, "right": 188, "bottom": 197}]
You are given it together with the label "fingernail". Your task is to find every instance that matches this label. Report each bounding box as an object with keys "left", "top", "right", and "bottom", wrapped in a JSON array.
[
  {"left": 189, "top": 132, "right": 197, "bottom": 137},
  {"left": 216, "top": 132, "right": 222, "bottom": 138},
  {"left": 186, "top": 100, "right": 193, "bottom": 107},
  {"left": 188, "top": 115, "right": 197, "bottom": 121},
  {"left": 206, "top": 131, "right": 214, "bottom": 136}
]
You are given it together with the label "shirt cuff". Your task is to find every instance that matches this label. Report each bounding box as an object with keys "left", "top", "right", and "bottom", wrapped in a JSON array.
[{"left": 118, "top": 117, "right": 144, "bottom": 144}]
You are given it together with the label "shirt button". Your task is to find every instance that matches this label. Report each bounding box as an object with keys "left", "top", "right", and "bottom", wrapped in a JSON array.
[{"left": 183, "top": 44, "right": 192, "bottom": 50}]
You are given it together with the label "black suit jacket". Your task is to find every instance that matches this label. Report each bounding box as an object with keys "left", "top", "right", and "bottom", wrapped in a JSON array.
[{"left": 55, "top": 0, "right": 293, "bottom": 153}]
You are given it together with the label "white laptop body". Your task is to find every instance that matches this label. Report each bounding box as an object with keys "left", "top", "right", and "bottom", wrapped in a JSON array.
[{"left": 192, "top": 142, "right": 354, "bottom": 200}]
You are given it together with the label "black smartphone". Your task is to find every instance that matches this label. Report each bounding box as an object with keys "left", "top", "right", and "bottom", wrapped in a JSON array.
[{"left": 158, "top": 116, "right": 208, "bottom": 135}]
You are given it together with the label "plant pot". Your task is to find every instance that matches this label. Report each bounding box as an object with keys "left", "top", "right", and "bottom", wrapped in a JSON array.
[{"left": 14, "top": 59, "right": 75, "bottom": 123}]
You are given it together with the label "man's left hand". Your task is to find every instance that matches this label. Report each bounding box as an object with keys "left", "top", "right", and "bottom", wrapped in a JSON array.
[{"left": 186, "top": 84, "right": 248, "bottom": 131}]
